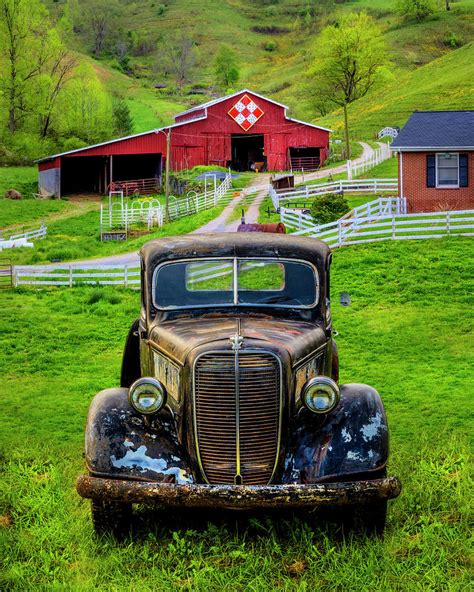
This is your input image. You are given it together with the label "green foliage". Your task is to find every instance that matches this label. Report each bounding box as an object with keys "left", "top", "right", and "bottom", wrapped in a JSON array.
[
  {"left": 215, "top": 45, "right": 240, "bottom": 89},
  {"left": 112, "top": 98, "right": 134, "bottom": 137},
  {"left": 310, "top": 12, "right": 391, "bottom": 158},
  {"left": 309, "top": 193, "right": 350, "bottom": 224},
  {"left": 0, "top": 238, "right": 472, "bottom": 589},
  {"left": 397, "top": 0, "right": 437, "bottom": 22}
]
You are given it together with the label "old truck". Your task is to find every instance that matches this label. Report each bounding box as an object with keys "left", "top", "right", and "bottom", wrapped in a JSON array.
[{"left": 76, "top": 233, "right": 401, "bottom": 535}]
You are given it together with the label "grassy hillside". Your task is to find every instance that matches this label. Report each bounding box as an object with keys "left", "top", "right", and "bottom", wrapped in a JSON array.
[
  {"left": 321, "top": 42, "right": 474, "bottom": 139},
  {"left": 42, "top": 0, "right": 474, "bottom": 134},
  {"left": 1, "top": 237, "right": 471, "bottom": 589}
]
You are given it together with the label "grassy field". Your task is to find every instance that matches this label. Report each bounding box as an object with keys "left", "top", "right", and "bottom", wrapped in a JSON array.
[{"left": 0, "top": 237, "right": 472, "bottom": 590}]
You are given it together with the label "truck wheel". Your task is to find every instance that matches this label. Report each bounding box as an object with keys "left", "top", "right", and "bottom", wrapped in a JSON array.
[{"left": 91, "top": 500, "right": 132, "bottom": 537}]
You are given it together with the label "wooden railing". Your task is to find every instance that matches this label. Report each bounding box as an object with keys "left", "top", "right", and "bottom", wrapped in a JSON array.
[
  {"left": 290, "top": 156, "right": 320, "bottom": 172},
  {"left": 108, "top": 178, "right": 160, "bottom": 197}
]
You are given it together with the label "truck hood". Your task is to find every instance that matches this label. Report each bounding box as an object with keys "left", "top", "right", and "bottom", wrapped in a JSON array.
[{"left": 149, "top": 314, "right": 326, "bottom": 367}]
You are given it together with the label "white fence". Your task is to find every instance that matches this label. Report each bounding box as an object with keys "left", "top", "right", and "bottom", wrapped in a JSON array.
[
  {"left": 287, "top": 209, "right": 474, "bottom": 248},
  {"left": 13, "top": 263, "right": 141, "bottom": 287},
  {"left": 0, "top": 224, "right": 47, "bottom": 251},
  {"left": 281, "top": 197, "right": 406, "bottom": 234},
  {"left": 269, "top": 178, "right": 398, "bottom": 211},
  {"left": 378, "top": 127, "right": 399, "bottom": 140},
  {"left": 347, "top": 144, "right": 392, "bottom": 179},
  {"left": 100, "top": 172, "right": 233, "bottom": 232}
]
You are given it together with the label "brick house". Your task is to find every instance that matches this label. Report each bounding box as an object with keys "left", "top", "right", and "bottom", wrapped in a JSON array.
[{"left": 391, "top": 111, "right": 473, "bottom": 212}]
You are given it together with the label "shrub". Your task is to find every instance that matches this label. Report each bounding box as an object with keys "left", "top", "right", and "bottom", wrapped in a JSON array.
[
  {"left": 263, "top": 40, "right": 278, "bottom": 52},
  {"left": 309, "top": 193, "right": 349, "bottom": 225},
  {"left": 397, "top": 0, "right": 437, "bottom": 22}
]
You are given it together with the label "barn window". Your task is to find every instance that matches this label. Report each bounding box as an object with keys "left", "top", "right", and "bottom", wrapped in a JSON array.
[{"left": 436, "top": 153, "right": 459, "bottom": 188}]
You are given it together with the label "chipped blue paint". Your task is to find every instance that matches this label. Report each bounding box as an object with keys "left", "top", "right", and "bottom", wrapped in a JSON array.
[
  {"left": 111, "top": 445, "right": 193, "bottom": 484},
  {"left": 361, "top": 412, "right": 384, "bottom": 442}
]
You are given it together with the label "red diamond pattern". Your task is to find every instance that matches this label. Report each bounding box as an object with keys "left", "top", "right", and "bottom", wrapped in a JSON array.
[{"left": 228, "top": 94, "right": 264, "bottom": 131}]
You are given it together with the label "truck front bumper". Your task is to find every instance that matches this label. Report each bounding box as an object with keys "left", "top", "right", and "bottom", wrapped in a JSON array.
[{"left": 77, "top": 475, "right": 401, "bottom": 509}]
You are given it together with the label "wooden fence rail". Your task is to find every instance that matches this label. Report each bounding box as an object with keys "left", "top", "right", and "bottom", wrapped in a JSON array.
[{"left": 269, "top": 178, "right": 398, "bottom": 210}]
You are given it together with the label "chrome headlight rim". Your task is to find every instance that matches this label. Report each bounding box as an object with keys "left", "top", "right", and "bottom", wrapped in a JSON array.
[
  {"left": 128, "top": 377, "right": 167, "bottom": 415},
  {"left": 301, "top": 376, "right": 340, "bottom": 414}
]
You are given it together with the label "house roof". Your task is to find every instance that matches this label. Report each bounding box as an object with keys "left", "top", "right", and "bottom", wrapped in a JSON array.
[{"left": 391, "top": 110, "right": 474, "bottom": 151}]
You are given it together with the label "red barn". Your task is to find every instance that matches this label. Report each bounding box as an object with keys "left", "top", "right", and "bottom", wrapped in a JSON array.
[{"left": 37, "top": 90, "right": 331, "bottom": 197}]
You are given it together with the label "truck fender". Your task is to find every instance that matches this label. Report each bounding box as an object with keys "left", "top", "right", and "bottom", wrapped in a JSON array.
[
  {"left": 283, "top": 383, "right": 389, "bottom": 483},
  {"left": 84, "top": 388, "right": 194, "bottom": 484},
  {"left": 120, "top": 319, "right": 141, "bottom": 388}
]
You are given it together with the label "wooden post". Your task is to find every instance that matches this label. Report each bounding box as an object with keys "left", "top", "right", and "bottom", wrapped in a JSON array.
[
  {"left": 391, "top": 215, "right": 396, "bottom": 239},
  {"left": 165, "top": 130, "right": 171, "bottom": 223},
  {"left": 446, "top": 212, "right": 450, "bottom": 235},
  {"left": 69, "top": 265, "right": 73, "bottom": 288},
  {"left": 338, "top": 220, "right": 342, "bottom": 246},
  {"left": 124, "top": 265, "right": 128, "bottom": 288}
]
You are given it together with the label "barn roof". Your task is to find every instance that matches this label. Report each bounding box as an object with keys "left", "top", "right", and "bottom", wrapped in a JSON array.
[
  {"left": 391, "top": 111, "right": 474, "bottom": 151},
  {"left": 35, "top": 116, "right": 207, "bottom": 163},
  {"left": 174, "top": 89, "right": 332, "bottom": 132}
]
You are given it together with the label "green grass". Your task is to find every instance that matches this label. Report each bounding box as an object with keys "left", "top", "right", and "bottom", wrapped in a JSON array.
[
  {"left": 357, "top": 157, "right": 398, "bottom": 179},
  {"left": 0, "top": 237, "right": 472, "bottom": 590},
  {"left": 7, "top": 200, "right": 231, "bottom": 265}
]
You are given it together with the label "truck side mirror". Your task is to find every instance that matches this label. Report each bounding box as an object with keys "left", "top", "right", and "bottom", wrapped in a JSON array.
[{"left": 340, "top": 292, "right": 351, "bottom": 307}]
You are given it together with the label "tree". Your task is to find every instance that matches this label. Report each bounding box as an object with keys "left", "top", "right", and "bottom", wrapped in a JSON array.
[
  {"left": 215, "top": 45, "right": 240, "bottom": 89},
  {"left": 0, "top": 0, "right": 50, "bottom": 132},
  {"left": 113, "top": 98, "right": 133, "bottom": 137},
  {"left": 159, "top": 30, "right": 196, "bottom": 88},
  {"left": 68, "top": 0, "right": 123, "bottom": 58},
  {"left": 397, "top": 0, "right": 436, "bottom": 22},
  {"left": 310, "top": 12, "right": 390, "bottom": 158}
]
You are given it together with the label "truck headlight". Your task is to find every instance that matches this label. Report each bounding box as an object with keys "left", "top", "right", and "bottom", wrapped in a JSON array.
[
  {"left": 129, "top": 377, "right": 166, "bottom": 415},
  {"left": 302, "top": 376, "right": 340, "bottom": 414}
]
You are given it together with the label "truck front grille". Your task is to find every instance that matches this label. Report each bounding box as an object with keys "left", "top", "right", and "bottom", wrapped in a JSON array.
[{"left": 194, "top": 352, "right": 281, "bottom": 485}]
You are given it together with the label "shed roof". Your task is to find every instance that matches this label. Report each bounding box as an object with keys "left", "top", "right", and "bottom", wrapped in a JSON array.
[{"left": 391, "top": 111, "right": 474, "bottom": 151}]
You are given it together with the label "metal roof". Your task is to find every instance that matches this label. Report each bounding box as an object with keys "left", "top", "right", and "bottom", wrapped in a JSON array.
[{"left": 391, "top": 111, "right": 474, "bottom": 151}]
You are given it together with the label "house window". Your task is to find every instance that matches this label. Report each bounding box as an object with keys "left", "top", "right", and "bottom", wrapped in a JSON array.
[{"left": 436, "top": 153, "right": 459, "bottom": 187}]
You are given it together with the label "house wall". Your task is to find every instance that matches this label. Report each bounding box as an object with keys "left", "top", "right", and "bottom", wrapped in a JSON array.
[{"left": 400, "top": 151, "right": 474, "bottom": 212}]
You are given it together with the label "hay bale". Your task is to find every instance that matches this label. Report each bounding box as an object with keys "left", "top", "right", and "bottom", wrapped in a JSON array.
[{"left": 5, "top": 188, "right": 22, "bottom": 200}]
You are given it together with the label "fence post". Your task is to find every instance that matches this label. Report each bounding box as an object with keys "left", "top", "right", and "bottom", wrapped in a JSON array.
[
  {"left": 391, "top": 215, "right": 396, "bottom": 240},
  {"left": 124, "top": 265, "right": 128, "bottom": 288},
  {"left": 299, "top": 210, "right": 303, "bottom": 230},
  {"left": 347, "top": 160, "right": 352, "bottom": 180},
  {"left": 305, "top": 186, "right": 309, "bottom": 199},
  {"left": 338, "top": 220, "right": 342, "bottom": 246},
  {"left": 13, "top": 267, "right": 19, "bottom": 288},
  {"left": 446, "top": 212, "right": 450, "bottom": 235},
  {"left": 69, "top": 265, "right": 73, "bottom": 288}
]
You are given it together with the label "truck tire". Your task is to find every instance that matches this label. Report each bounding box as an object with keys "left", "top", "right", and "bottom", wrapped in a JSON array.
[{"left": 91, "top": 500, "right": 132, "bottom": 537}]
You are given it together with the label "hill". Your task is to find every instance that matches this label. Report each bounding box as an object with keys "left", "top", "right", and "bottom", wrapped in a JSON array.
[
  {"left": 38, "top": 0, "right": 474, "bottom": 137},
  {"left": 319, "top": 42, "right": 474, "bottom": 139}
]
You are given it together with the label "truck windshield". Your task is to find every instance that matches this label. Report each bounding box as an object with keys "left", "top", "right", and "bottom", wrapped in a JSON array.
[{"left": 153, "top": 258, "right": 318, "bottom": 309}]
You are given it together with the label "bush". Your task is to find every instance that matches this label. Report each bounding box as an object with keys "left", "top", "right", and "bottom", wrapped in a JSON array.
[
  {"left": 397, "top": 0, "right": 436, "bottom": 22},
  {"left": 309, "top": 193, "right": 349, "bottom": 225}
]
